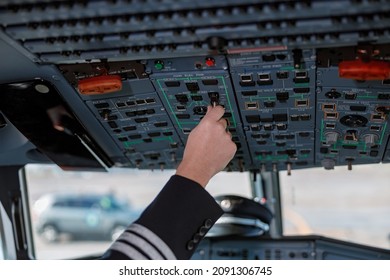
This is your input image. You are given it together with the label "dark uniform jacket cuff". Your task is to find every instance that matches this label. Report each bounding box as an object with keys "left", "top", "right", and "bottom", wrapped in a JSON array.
[{"left": 135, "top": 175, "right": 223, "bottom": 259}]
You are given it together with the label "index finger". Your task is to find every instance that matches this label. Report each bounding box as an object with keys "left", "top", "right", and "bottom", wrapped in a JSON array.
[{"left": 204, "top": 105, "right": 225, "bottom": 121}]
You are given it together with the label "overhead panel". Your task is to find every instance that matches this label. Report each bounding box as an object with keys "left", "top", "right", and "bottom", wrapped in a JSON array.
[{"left": 0, "top": 0, "right": 389, "bottom": 172}]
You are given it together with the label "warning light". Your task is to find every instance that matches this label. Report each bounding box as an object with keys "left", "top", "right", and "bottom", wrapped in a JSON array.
[
  {"left": 78, "top": 75, "right": 122, "bottom": 95},
  {"left": 339, "top": 59, "right": 390, "bottom": 81},
  {"left": 205, "top": 57, "right": 216, "bottom": 67}
]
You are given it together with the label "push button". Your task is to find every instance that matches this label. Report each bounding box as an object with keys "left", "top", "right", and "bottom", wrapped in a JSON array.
[
  {"left": 186, "top": 240, "right": 195, "bottom": 251},
  {"left": 192, "top": 233, "right": 202, "bottom": 243},
  {"left": 198, "top": 226, "right": 208, "bottom": 236},
  {"left": 204, "top": 219, "right": 213, "bottom": 229}
]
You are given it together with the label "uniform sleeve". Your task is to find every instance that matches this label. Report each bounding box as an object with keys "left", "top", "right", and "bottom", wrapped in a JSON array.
[{"left": 101, "top": 175, "right": 223, "bottom": 260}]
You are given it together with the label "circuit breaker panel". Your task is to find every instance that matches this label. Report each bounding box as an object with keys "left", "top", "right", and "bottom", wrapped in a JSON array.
[
  {"left": 1, "top": 0, "right": 389, "bottom": 172},
  {"left": 316, "top": 47, "right": 390, "bottom": 169},
  {"left": 55, "top": 44, "right": 390, "bottom": 172},
  {"left": 227, "top": 49, "right": 317, "bottom": 172},
  {"left": 149, "top": 56, "right": 250, "bottom": 171}
]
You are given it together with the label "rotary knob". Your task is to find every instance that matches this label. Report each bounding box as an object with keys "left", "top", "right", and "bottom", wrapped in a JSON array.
[
  {"left": 321, "top": 158, "right": 336, "bottom": 170},
  {"left": 363, "top": 134, "right": 378, "bottom": 147},
  {"left": 325, "top": 132, "right": 339, "bottom": 145}
]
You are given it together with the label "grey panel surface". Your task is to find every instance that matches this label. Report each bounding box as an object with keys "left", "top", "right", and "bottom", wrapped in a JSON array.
[
  {"left": 316, "top": 67, "right": 390, "bottom": 168},
  {"left": 1, "top": 0, "right": 389, "bottom": 63},
  {"left": 149, "top": 55, "right": 251, "bottom": 171},
  {"left": 0, "top": 1, "right": 389, "bottom": 172},
  {"left": 228, "top": 49, "right": 316, "bottom": 171},
  {"left": 192, "top": 236, "right": 390, "bottom": 260},
  {"left": 86, "top": 91, "right": 184, "bottom": 169},
  {"left": 0, "top": 33, "right": 127, "bottom": 166}
]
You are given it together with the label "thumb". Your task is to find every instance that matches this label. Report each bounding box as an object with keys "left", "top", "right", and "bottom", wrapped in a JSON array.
[{"left": 204, "top": 105, "right": 225, "bottom": 121}]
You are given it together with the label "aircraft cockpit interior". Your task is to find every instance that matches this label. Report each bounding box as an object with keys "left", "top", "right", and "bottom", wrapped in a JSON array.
[{"left": 0, "top": 0, "right": 389, "bottom": 260}]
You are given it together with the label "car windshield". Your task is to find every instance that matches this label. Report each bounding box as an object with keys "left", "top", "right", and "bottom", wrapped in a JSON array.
[{"left": 25, "top": 164, "right": 252, "bottom": 259}]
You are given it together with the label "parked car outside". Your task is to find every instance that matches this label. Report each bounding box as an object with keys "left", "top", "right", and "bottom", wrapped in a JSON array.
[{"left": 33, "top": 193, "right": 139, "bottom": 242}]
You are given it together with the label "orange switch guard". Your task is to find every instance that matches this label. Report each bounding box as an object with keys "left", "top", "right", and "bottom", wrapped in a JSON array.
[
  {"left": 339, "top": 59, "right": 390, "bottom": 81},
  {"left": 78, "top": 75, "right": 122, "bottom": 95}
]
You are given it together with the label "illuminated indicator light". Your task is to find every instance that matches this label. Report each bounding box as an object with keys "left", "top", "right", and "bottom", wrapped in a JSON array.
[
  {"left": 78, "top": 75, "right": 122, "bottom": 95},
  {"left": 205, "top": 57, "right": 216, "bottom": 67},
  {"left": 154, "top": 60, "right": 164, "bottom": 70},
  {"left": 339, "top": 59, "right": 390, "bottom": 81}
]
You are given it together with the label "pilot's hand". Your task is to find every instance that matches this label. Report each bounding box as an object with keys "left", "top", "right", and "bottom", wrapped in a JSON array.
[{"left": 176, "top": 105, "right": 237, "bottom": 187}]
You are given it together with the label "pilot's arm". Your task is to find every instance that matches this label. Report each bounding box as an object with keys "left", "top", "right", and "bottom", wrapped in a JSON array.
[{"left": 101, "top": 105, "right": 237, "bottom": 259}]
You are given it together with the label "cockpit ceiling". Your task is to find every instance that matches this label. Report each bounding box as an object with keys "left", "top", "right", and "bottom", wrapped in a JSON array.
[{"left": 0, "top": 0, "right": 389, "bottom": 171}]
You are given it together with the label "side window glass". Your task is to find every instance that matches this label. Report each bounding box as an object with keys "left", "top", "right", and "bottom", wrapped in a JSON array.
[
  {"left": 26, "top": 164, "right": 251, "bottom": 259},
  {"left": 79, "top": 199, "right": 93, "bottom": 209},
  {"left": 99, "top": 197, "right": 119, "bottom": 211},
  {"left": 0, "top": 226, "right": 3, "bottom": 260},
  {"left": 52, "top": 200, "right": 66, "bottom": 207}
]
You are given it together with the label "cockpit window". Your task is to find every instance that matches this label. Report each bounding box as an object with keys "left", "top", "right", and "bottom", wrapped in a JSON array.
[
  {"left": 280, "top": 164, "right": 390, "bottom": 250},
  {"left": 0, "top": 214, "right": 3, "bottom": 260},
  {"left": 25, "top": 164, "right": 252, "bottom": 259},
  {"left": 26, "top": 162, "right": 389, "bottom": 258}
]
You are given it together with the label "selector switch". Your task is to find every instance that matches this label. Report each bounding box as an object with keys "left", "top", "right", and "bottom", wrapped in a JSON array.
[
  {"left": 363, "top": 134, "right": 379, "bottom": 147},
  {"left": 322, "top": 158, "right": 336, "bottom": 170},
  {"left": 325, "top": 132, "right": 339, "bottom": 145},
  {"left": 208, "top": 92, "right": 220, "bottom": 106}
]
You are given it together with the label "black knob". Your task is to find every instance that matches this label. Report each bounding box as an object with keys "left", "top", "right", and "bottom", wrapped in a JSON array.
[{"left": 206, "top": 36, "right": 227, "bottom": 51}]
